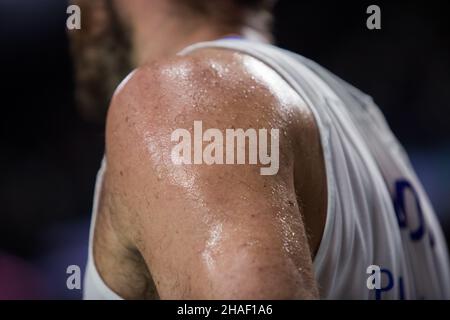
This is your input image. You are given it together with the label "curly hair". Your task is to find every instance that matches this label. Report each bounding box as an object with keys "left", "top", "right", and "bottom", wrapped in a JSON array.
[{"left": 68, "top": 0, "right": 132, "bottom": 122}]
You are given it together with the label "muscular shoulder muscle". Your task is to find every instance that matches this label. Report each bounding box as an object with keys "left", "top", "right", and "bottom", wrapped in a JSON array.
[{"left": 104, "top": 49, "right": 320, "bottom": 299}]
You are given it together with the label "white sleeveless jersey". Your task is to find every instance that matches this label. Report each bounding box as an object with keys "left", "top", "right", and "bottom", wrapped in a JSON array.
[{"left": 84, "top": 38, "right": 450, "bottom": 300}]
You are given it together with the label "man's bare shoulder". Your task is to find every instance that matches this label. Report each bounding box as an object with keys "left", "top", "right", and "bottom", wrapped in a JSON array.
[
  {"left": 106, "top": 48, "right": 310, "bottom": 161},
  {"left": 102, "top": 50, "right": 320, "bottom": 300}
]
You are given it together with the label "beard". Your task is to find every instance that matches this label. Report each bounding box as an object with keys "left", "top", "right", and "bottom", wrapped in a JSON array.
[{"left": 68, "top": 0, "right": 133, "bottom": 123}]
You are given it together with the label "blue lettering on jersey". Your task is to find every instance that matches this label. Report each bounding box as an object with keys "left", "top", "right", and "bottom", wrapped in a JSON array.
[
  {"left": 393, "top": 179, "right": 425, "bottom": 241},
  {"left": 371, "top": 178, "right": 435, "bottom": 299},
  {"left": 375, "top": 268, "right": 394, "bottom": 300},
  {"left": 374, "top": 269, "right": 406, "bottom": 300}
]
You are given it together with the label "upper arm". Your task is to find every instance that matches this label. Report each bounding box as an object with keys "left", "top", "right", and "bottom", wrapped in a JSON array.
[{"left": 105, "top": 51, "right": 319, "bottom": 299}]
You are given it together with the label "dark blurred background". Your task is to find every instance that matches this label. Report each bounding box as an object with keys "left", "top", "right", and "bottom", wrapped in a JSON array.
[{"left": 0, "top": 0, "right": 449, "bottom": 299}]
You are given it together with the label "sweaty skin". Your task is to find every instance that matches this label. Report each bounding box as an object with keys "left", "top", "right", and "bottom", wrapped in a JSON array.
[{"left": 93, "top": 48, "right": 327, "bottom": 299}]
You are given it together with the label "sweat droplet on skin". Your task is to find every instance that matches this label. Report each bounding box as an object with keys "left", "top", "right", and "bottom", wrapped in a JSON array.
[{"left": 202, "top": 223, "right": 224, "bottom": 273}]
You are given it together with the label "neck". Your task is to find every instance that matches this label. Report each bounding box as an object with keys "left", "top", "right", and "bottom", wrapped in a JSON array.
[
  {"left": 132, "top": 24, "right": 235, "bottom": 66},
  {"left": 130, "top": 6, "right": 270, "bottom": 66}
]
